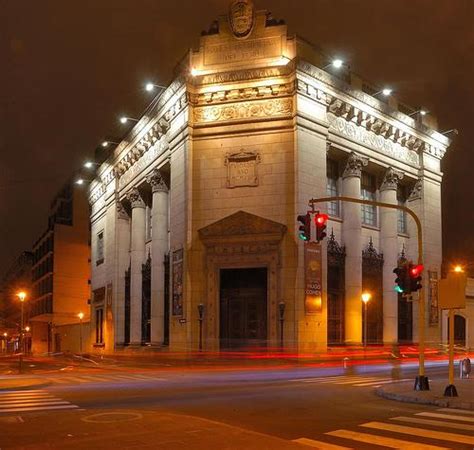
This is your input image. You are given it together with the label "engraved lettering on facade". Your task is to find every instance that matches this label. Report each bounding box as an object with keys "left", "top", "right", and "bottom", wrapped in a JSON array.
[{"left": 225, "top": 150, "right": 261, "bottom": 188}]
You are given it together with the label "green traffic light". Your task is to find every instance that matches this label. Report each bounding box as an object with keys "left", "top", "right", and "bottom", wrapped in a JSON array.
[{"left": 394, "top": 285, "right": 404, "bottom": 294}]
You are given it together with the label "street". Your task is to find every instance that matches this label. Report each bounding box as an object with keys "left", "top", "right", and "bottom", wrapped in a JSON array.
[{"left": 1, "top": 362, "right": 473, "bottom": 449}]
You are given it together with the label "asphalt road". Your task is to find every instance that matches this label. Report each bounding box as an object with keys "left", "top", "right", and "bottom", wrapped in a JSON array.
[{"left": 1, "top": 363, "right": 473, "bottom": 449}]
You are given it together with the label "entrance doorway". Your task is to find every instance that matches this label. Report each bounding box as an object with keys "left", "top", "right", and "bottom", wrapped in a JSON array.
[{"left": 220, "top": 268, "right": 267, "bottom": 349}]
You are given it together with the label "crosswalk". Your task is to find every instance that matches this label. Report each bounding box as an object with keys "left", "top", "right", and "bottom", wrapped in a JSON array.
[
  {"left": 290, "top": 374, "right": 411, "bottom": 388},
  {"left": 44, "top": 373, "right": 167, "bottom": 385},
  {"left": 0, "top": 390, "right": 79, "bottom": 414},
  {"left": 294, "top": 407, "right": 474, "bottom": 449}
]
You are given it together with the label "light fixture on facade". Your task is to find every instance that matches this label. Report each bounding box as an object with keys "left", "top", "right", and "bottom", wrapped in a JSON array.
[
  {"left": 324, "top": 59, "right": 344, "bottom": 69},
  {"left": 120, "top": 116, "right": 139, "bottom": 124},
  {"left": 374, "top": 88, "right": 393, "bottom": 97},
  {"left": 409, "top": 109, "right": 428, "bottom": 117},
  {"left": 101, "top": 141, "right": 120, "bottom": 148},
  {"left": 145, "top": 82, "right": 166, "bottom": 92},
  {"left": 75, "top": 179, "right": 85, "bottom": 185},
  {"left": 190, "top": 68, "right": 201, "bottom": 77},
  {"left": 440, "top": 128, "right": 459, "bottom": 136},
  {"left": 83, "top": 161, "right": 97, "bottom": 169}
]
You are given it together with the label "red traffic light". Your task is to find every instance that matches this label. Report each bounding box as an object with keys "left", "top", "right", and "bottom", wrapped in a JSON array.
[
  {"left": 315, "top": 213, "right": 328, "bottom": 225},
  {"left": 410, "top": 264, "right": 424, "bottom": 277}
]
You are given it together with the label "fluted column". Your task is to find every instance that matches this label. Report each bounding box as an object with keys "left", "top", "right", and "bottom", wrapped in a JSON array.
[
  {"left": 127, "top": 187, "right": 146, "bottom": 346},
  {"left": 380, "top": 168, "right": 403, "bottom": 344},
  {"left": 146, "top": 169, "right": 169, "bottom": 346},
  {"left": 342, "top": 152, "right": 368, "bottom": 344}
]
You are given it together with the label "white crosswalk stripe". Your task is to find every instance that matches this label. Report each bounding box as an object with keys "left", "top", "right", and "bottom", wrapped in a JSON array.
[
  {"left": 0, "top": 390, "right": 79, "bottom": 414},
  {"left": 289, "top": 375, "right": 410, "bottom": 387},
  {"left": 45, "top": 373, "right": 167, "bottom": 385},
  {"left": 293, "top": 406, "right": 474, "bottom": 449}
]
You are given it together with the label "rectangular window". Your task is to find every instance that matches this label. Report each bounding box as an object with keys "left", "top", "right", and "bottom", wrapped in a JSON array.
[
  {"left": 326, "top": 160, "right": 340, "bottom": 217},
  {"left": 361, "top": 172, "right": 377, "bottom": 226},
  {"left": 397, "top": 187, "right": 407, "bottom": 234},
  {"left": 96, "top": 231, "right": 104, "bottom": 265},
  {"left": 95, "top": 308, "right": 104, "bottom": 344}
]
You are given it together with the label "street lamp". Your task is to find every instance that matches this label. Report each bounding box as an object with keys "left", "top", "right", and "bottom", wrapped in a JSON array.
[
  {"left": 453, "top": 265, "right": 464, "bottom": 273},
  {"left": 17, "top": 291, "right": 27, "bottom": 373},
  {"left": 2, "top": 332, "right": 7, "bottom": 353},
  {"left": 408, "top": 109, "right": 428, "bottom": 117},
  {"left": 78, "top": 312, "right": 84, "bottom": 355},
  {"left": 101, "top": 140, "right": 120, "bottom": 148},
  {"left": 83, "top": 161, "right": 98, "bottom": 169},
  {"left": 361, "top": 292, "right": 372, "bottom": 348}
]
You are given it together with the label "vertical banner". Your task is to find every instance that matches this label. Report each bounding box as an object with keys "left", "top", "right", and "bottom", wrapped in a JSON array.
[
  {"left": 172, "top": 248, "right": 184, "bottom": 316},
  {"left": 428, "top": 270, "right": 439, "bottom": 325},
  {"left": 106, "top": 283, "right": 113, "bottom": 321},
  {"left": 305, "top": 242, "right": 323, "bottom": 314}
]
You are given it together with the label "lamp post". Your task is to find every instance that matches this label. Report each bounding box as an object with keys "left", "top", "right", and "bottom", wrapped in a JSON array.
[
  {"left": 2, "top": 332, "right": 7, "bottom": 353},
  {"left": 361, "top": 292, "right": 372, "bottom": 349},
  {"left": 78, "top": 312, "right": 84, "bottom": 355},
  {"left": 17, "top": 291, "right": 27, "bottom": 373}
]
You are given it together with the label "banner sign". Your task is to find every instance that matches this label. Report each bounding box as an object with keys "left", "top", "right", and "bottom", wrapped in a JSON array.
[{"left": 305, "top": 242, "right": 323, "bottom": 314}]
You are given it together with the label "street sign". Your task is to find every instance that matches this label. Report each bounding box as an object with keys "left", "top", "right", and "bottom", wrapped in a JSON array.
[{"left": 438, "top": 272, "right": 467, "bottom": 309}]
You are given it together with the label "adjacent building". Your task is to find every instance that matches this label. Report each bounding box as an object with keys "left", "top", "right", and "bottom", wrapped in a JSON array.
[
  {"left": 88, "top": 0, "right": 451, "bottom": 353},
  {"left": 30, "top": 181, "right": 91, "bottom": 353}
]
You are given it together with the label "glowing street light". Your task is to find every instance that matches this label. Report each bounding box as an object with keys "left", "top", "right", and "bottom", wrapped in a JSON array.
[
  {"left": 78, "top": 312, "right": 84, "bottom": 354},
  {"left": 453, "top": 265, "right": 464, "bottom": 273},
  {"left": 75, "top": 179, "right": 85, "bottom": 185},
  {"left": 83, "top": 161, "right": 97, "bottom": 169},
  {"left": 101, "top": 141, "right": 120, "bottom": 148},
  {"left": 409, "top": 109, "right": 428, "bottom": 117},
  {"left": 25, "top": 326, "right": 30, "bottom": 332},
  {"left": 16, "top": 291, "right": 27, "bottom": 373},
  {"left": 361, "top": 292, "right": 371, "bottom": 348}
]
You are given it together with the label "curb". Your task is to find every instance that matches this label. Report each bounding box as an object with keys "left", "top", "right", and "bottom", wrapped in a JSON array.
[
  {"left": 0, "top": 381, "right": 52, "bottom": 392},
  {"left": 375, "top": 385, "right": 474, "bottom": 411}
]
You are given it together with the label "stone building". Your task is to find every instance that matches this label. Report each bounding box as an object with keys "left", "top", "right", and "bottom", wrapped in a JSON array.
[
  {"left": 29, "top": 181, "right": 91, "bottom": 353},
  {"left": 88, "top": 0, "right": 450, "bottom": 354}
]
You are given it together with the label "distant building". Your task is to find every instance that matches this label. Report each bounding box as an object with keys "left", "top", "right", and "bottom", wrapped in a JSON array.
[
  {"left": 88, "top": 0, "right": 451, "bottom": 353},
  {"left": 30, "top": 181, "right": 91, "bottom": 353},
  {"left": 0, "top": 251, "right": 33, "bottom": 352}
]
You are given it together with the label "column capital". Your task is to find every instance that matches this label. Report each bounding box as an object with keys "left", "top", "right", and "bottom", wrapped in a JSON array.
[
  {"left": 408, "top": 178, "right": 423, "bottom": 201},
  {"left": 146, "top": 169, "right": 168, "bottom": 193},
  {"left": 380, "top": 167, "right": 404, "bottom": 192},
  {"left": 126, "top": 187, "right": 145, "bottom": 209},
  {"left": 116, "top": 202, "right": 129, "bottom": 220},
  {"left": 342, "top": 152, "right": 369, "bottom": 179}
]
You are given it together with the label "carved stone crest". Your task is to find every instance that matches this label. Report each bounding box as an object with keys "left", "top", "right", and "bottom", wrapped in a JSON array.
[
  {"left": 229, "top": 0, "right": 255, "bottom": 39},
  {"left": 225, "top": 149, "right": 260, "bottom": 188}
]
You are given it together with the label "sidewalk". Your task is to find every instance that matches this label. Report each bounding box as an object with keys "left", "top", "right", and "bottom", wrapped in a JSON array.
[{"left": 376, "top": 378, "right": 474, "bottom": 410}]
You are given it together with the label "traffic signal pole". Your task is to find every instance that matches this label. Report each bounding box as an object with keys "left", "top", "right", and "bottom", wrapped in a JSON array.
[{"left": 309, "top": 196, "right": 429, "bottom": 390}]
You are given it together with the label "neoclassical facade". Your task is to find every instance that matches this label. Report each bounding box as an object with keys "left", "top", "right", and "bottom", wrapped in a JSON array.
[{"left": 88, "top": 1, "right": 450, "bottom": 353}]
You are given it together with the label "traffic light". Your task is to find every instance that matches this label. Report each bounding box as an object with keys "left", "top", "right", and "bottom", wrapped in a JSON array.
[
  {"left": 408, "top": 263, "right": 424, "bottom": 292},
  {"left": 314, "top": 213, "right": 328, "bottom": 243},
  {"left": 297, "top": 213, "right": 311, "bottom": 241},
  {"left": 393, "top": 264, "right": 409, "bottom": 294}
]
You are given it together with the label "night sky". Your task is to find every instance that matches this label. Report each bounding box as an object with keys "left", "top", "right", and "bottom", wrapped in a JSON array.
[{"left": 1, "top": 0, "right": 473, "bottom": 274}]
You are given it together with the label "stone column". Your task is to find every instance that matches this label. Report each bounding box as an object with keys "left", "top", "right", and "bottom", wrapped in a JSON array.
[
  {"left": 380, "top": 168, "right": 403, "bottom": 344},
  {"left": 127, "top": 187, "right": 146, "bottom": 346},
  {"left": 342, "top": 152, "right": 368, "bottom": 344},
  {"left": 146, "top": 169, "right": 169, "bottom": 346},
  {"left": 114, "top": 200, "right": 131, "bottom": 346}
]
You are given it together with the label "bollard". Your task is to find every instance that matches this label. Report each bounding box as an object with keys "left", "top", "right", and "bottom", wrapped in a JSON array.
[{"left": 343, "top": 357, "right": 349, "bottom": 369}]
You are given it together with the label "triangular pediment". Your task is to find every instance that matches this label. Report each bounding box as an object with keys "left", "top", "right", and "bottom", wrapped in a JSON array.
[{"left": 199, "top": 210, "right": 286, "bottom": 242}]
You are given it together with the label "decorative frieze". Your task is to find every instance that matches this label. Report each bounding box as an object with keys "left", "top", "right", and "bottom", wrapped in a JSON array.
[
  {"left": 342, "top": 152, "right": 369, "bottom": 179},
  {"left": 193, "top": 97, "right": 293, "bottom": 124},
  {"left": 380, "top": 167, "right": 404, "bottom": 191}
]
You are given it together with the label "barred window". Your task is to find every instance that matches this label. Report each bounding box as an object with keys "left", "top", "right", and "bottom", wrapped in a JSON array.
[
  {"left": 397, "top": 187, "right": 408, "bottom": 234},
  {"left": 361, "top": 172, "right": 377, "bottom": 226},
  {"left": 95, "top": 308, "right": 104, "bottom": 344},
  {"left": 96, "top": 231, "right": 104, "bottom": 264},
  {"left": 326, "top": 159, "right": 340, "bottom": 217}
]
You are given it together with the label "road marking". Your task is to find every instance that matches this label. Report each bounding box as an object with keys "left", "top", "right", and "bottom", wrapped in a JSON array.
[
  {"left": 391, "top": 415, "right": 474, "bottom": 432},
  {"left": 330, "top": 377, "right": 388, "bottom": 385},
  {"left": 353, "top": 378, "right": 410, "bottom": 387},
  {"left": 361, "top": 421, "right": 474, "bottom": 445},
  {"left": 0, "top": 404, "right": 79, "bottom": 413},
  {"left": 293, "top": 437, "right": 353, "bottom": 449},
  {"left": 416, "top": 412, "right": 474, "bottom": 423},
  {"left": 0, "top": 392, "right": 53, "bottom": 398},
  {"left": 0, "top": 401, "right": 70, "bottom": 408},
  {"left": 72, "top": 375, "right": 114, "bottom": 382},
  {"left": 0, "top": 398, "right": 60, "bottom": 405},
  {"left": 436, "top": 408, "right": 474, "bottom": 415},
  {"left": 326, "top": 429, "right": 448, "bottom": 449}
]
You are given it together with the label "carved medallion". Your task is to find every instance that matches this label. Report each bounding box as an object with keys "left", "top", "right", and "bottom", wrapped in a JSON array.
[
  {"left": 225, "top": 150, "right": 260, "bottom": 188},
  {"left": 229, "top": 0, "right": 255, "bottom": 39}
]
